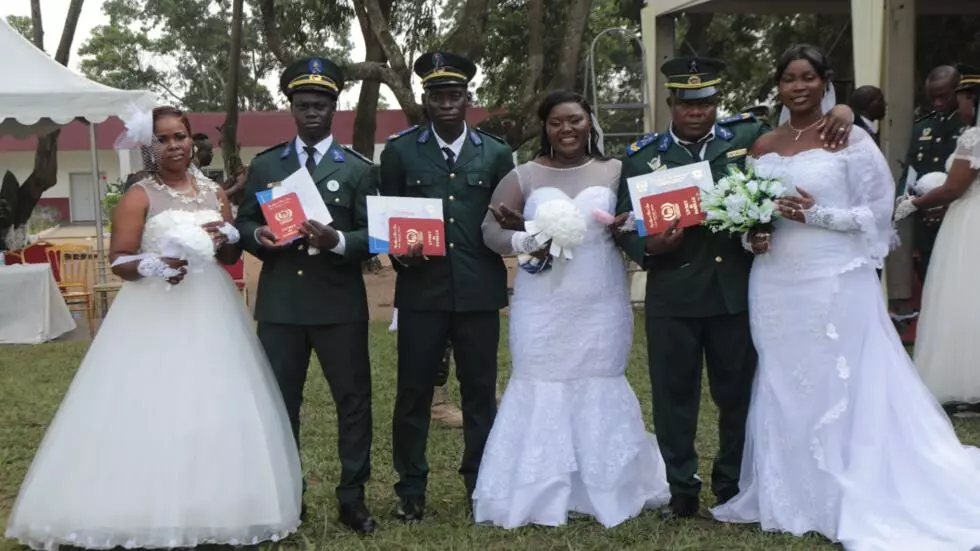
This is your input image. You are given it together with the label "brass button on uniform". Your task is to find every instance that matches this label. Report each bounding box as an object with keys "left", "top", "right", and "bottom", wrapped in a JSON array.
[
  {"left": 334, "top": 197, "right": 340, "bottom": 203},
  {"left": 449, "top": 173, "right": 456, "bottom": 179},
  {"left": 449, "top": 217, "right": 455, "bottom": 223},
  {"left": 297, "top": 270, "right": 304, "bottom": 276},
  {"left": 415, "top": 179, "right": 422, "bottom": 185},
  {"left": 449, "top": 243, "right": 456, "bottom": 249},
  {"left": 298, "top": 244, "right": 305, "bottom": 251},
  {"left": 449, "top": 195, "right": 456, "bottom": 201},
  {"left": 715, "top": 256, "right": 723, "bottom": 263}
]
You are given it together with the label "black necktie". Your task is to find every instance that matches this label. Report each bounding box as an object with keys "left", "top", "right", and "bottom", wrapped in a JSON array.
[
  {"left": 304, "top": 145, "right": 317, "bottom": 176},
  {"left": 442, "top": 147, "right": 456, "bottom": 170}
]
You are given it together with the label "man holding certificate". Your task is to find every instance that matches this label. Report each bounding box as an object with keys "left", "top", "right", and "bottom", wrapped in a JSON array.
[
  {"left": 234, "top": 56, "right": 378, "bottom": 534},
  {"left": 378, "top": 51, "right": 515, "bottom": 522},
  {"left": 614, "top": 56, "right": 855, "bottom": 519}
]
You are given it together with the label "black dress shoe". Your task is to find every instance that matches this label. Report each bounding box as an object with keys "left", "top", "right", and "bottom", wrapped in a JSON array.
[
  {"left": 339, "top": 501, "right": 377, "bottom": 534},
  {"left": 660, "top": 494, "right": 699, "bottom": 520},
  {"left": 396, "top": 496, "right": 425, "bottom": 524}
]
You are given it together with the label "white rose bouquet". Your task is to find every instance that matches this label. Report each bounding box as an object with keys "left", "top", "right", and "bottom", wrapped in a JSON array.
[
  {"left": 155, "top": 209, "right": 223, "bottom": 271},
  {"left": 523, "top": 199, "right": 587, "bottom": 261},
  {"left": 699, "top": 165, "right": 785, "bottom": 235}
]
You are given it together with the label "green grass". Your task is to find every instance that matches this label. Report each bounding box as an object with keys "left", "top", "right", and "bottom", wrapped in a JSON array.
[{"left": 2, "top": 319, "right": 979, "bottom": 551}]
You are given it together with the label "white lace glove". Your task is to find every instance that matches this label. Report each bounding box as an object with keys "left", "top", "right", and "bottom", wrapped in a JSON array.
[
  {"left": 217, "top": 223, "right": 240, "bottom": 245},
  {"left": 137, "top": 256, "right": 182, "bottom": 280},
  {"left": 893, "top": 195, "right": 918, "bottom": 222},
  {"left": 511, "top": 231, "right": 548, "bottom": 255}
]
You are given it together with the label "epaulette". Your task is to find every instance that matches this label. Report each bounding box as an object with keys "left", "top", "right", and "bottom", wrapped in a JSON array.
[
  {"left": 718, "top": 113, "right": 756, "bottom": 125},
  {"left": 255, "top": 141, "right": 289, "bottom": 158},
  {"left": 342, "top": 146, "right": 373, "bottom": 164},
  {"left": 475, "top": 127, "right": 507, "bottom": 144},
  {"left": 626, "top": 133, "right": 659, "bottom": 157},
  {"left": 387, "top": 125, "right": 420, "bottom": 141}
]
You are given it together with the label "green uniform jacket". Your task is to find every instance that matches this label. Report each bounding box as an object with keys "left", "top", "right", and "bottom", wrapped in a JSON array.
[
  {"left": 235, "top": 138, "right": 378, "bottom": 325},
  {"left": 615, "top": 114, "right": 769, "bottom": 318},
  {"left": 897, "top": 111, "right": 968, "bottom": 196},
  {"left": 379, "top": 125, "right": 515, "bottom": 312}
]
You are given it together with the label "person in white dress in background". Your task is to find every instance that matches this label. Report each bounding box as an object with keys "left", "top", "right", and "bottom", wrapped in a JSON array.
[
  {"left": 898, "top": 63, "right": 980, "bottom": 409},
  {"left": 472, "top": 90, "right": 670, "bottom": 529},
  {"left": 4, "top": 106, "right": 302, "bottom": 550},
  {"left": 712, "top": 45, "right": 980, "bottom": 551}
]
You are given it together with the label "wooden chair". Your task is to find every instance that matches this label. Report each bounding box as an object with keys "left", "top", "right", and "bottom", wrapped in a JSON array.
[
  {"left": 47, "top": 244, "right": 96, "bottom": 338},
  {"left": 222, "top": 257, "right": 248, "bottom": 306}
]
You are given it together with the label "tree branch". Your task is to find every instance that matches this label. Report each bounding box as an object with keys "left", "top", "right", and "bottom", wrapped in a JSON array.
[
  {"left": 359, "top": 0, "right": 411, "bottom": 85},
  {"left": 54, "top": 0, "right": 84, "bottom": 64},
  {"left": 440, "top": 0, "right": 492, "bottom": 60},
  {"left": 344, "top": 61, "right": 423, "bottom": 124},
  {"left": 547, "top": 0, "right": 593, "bottom": 90},
  {"left": 257, "top": 0, "right": 291, "bottom": 65}
]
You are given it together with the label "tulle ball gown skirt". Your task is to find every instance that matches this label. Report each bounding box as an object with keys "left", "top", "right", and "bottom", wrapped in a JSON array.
[{"left": 4, "top": 263, "right": 303, "bottom": 550}]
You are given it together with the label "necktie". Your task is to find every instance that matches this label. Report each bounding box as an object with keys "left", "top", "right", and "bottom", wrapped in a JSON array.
[
  {"left": 304, "top": 145, "right": 317, "bottom": 177},
  {"left": 442, "top": 146, "right": 456, "bottom": 170}
]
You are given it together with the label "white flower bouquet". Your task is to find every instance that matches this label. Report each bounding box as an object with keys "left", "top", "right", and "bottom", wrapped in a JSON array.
[
  {"left": 523, "top": 199, "right": 587, "bottom": 261},
  {"left": 699, "top": 165, "right": 784, "bottom": 235},
  {"left": 155, "top": 209, "right": 223, "bottom": 271}
]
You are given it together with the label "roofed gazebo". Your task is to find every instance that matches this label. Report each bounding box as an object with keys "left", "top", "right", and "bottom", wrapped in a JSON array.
[{"left": 635, "top": 0, "right": 980, "bottom": 295}]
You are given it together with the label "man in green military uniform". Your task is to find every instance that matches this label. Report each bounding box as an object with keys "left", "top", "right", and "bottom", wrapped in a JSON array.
[
  {"left": 234, "top": 57, "right": 378, "bottom": 533},
  {"left": 615, "top": 57, "right": 854, "bottom": 518},
  {"left": 897, "top": 65, "right": 968, "bottom": 289},
  {"left": 379, "top": 51, "right": 515, "bottom": 522}
]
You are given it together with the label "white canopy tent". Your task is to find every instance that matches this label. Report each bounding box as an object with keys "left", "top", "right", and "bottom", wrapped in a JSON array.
[{"left": 0, "top": 17, "right": 157, "bottom": 284}]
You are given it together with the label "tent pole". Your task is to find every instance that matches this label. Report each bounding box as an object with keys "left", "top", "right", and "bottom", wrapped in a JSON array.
[{"left": 88, "top": 122, "right": 107, "bottom": 289}]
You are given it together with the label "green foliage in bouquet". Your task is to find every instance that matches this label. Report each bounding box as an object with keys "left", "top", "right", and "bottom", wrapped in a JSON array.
[{"left": 700, "top": 165, "right": 785, "bottom": 235}]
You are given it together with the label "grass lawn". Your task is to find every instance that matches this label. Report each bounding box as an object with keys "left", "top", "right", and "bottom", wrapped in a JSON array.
[{"left": 2, "top": 318, "right": 979, "bottom": 551}]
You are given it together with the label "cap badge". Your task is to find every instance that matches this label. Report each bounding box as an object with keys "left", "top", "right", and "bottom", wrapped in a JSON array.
[
  {"left": 308, "top": 58, "right": 323, "bottom": 74},
  {"left": 688, "top": 60, "right": 699, "bottom": 73}
]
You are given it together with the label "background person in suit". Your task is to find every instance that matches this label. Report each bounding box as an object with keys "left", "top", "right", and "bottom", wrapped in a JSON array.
[
  {"left": 850, "top": 85, "right": 886, "bottom": 145},
  {"left": 234, "top": 56, "right": 378, "bottom": 534}
]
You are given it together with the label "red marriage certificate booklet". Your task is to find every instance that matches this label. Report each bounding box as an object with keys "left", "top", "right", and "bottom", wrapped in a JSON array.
[
  {"left": 638, "top": 186, "right": 705, "bottom": 235},
  {"left": 260, "top": 192, "right": 307, "bottom": 242},
  {"left": 388, "top": 217, "right": 446, "bottom": 256}
]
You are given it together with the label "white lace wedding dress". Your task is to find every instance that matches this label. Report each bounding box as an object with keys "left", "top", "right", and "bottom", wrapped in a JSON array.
[
  {"left": 712, "top": 129, "right": 980, "bottom": 550},
  {"left": 5, "top": 176, "right": 302, "bottom": 550},
  {"left": 914, "top": 126, "right": 980, "bottom": 404},
  {"left": 472, "top": 159, "right": 670, "bottom": 529}
]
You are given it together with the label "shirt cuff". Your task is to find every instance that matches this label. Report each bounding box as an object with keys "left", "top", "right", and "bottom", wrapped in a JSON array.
[{"left": 330, "top": 231, "right": 346, "bottom": 255}]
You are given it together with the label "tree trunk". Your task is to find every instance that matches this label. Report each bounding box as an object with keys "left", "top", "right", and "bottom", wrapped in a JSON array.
[
  {"left": 222, "top": 0, "right": 245, "bottom": 177},
  {"left": 13, "top": 0, "right": 85, "bottom": 234},
  {"left": 351, "top": 0, "right": 394, "bottom": 159},
  {"left": 440, "top": 0, "right": 493, "bottom": 61},
  {"left": 29, "top": 0, "right": 43, "bottom": 49}
]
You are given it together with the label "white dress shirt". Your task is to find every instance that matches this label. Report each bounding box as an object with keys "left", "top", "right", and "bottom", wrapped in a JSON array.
[
  {"left": 432, "top": 124, "right": 468, "bottom": 162},
  {"left": 669, "top": 123, "right": 716, "bottom": 160}
]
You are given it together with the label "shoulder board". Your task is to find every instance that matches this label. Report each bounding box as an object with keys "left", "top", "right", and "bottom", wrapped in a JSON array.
[
  {"left": 342, "top": 146, "right": 373, "bottom": 164},
  {"left": 475, "top": 128, "right": 508, "bottom": 144},
  {"left": 255, "top": 141, "right": 290, "bottom": 158},
  {"left": 718, "top": 113, "right": 756, "bottom": 125},
  {"left": 387, "top": 125, "right": 420, "bottom": 142},
  {"left": 626, "top": 133, "right": 659, "bottom": 157},
  {"left": 915, "top": 111, "right": 937, "bottom": 124}
]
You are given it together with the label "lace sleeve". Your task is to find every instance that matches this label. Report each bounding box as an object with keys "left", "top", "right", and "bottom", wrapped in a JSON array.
[
  {"left": 803, "top": 128, "right": 896, "bottom": 267},
  {"left": 953, "top": 127, "right": 980, "bottom": 169},
  {"left": 481, "top": 167, "right": 528, "bottom": 255}
]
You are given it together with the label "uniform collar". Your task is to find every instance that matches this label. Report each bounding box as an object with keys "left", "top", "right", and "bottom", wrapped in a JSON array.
[
  {"left": 669, "top": 123, "right": 715, "bottom": 146},
  {"left": 432, "top": 123, "right": 468, "bottom": 157},
  {"left": 296, "top": 135, "right": 333, "bottom": 157}
]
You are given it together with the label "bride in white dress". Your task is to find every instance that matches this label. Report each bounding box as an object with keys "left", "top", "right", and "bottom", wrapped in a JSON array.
[
  {"left": 898, "top": 69, "right": 980, "bottom": 406},
  {"left": 5, "top": 107, "right": 302, "bottom": 550},
  {"left": 472, "top": 90, "right": 670, "bottom": 529},
  {"left": 712, "top": 45, "right": 980, "bottom": 550}
]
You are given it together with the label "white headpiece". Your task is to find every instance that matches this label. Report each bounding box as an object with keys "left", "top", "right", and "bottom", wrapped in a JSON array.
[
  {"left": 113, "top": 103, "right": 159, "bottom": 172},
  {"left": 779, "top": 82, "right": 837, "bottom": 125},
  {"left": 589, "top": 112, "right": 605, "bottom": 156}
]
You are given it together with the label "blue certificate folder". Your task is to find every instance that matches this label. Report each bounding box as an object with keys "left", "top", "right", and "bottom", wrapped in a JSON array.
[{"left": 366, "top": 196, "right": 443, "bottom": 254}]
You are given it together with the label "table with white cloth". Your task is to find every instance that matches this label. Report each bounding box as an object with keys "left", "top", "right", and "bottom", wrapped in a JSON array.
[{"left": 0, "top": 264, "right": 76, "bottom": 344}]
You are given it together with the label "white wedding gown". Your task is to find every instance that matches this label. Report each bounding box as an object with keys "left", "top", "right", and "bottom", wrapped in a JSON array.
[
  {"left": 914, "top": 127, "right": 980, "bottom": 404},
  {"left": 472, "top": 159, "right": 670, "bottom": 529},
  {"left": 712, "top": 129, "right": 980, "bottom": 550},
  {"left": 5, "top": 177, "right": 302, "bottom": 550}
]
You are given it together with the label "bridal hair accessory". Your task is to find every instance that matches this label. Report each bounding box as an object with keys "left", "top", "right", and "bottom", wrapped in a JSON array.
[
  {"left": 590, "top": 112, "right": 605, "bottom": 156},
  {"left": 113, "top": 103, "right": 159, "bottom": 172}
]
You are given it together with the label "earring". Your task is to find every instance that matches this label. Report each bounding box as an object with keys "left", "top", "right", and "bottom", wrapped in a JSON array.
[
  {"left": 587, "top": 139, "right": 592, "bottom": 155},
  {"left": 550, "top": 146, "right": 555, "bottom": 157}
]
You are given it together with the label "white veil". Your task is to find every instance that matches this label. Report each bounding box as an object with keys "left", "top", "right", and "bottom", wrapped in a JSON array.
[{"left": 778, "top": 82, "right": 837, "bottom": 125}]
